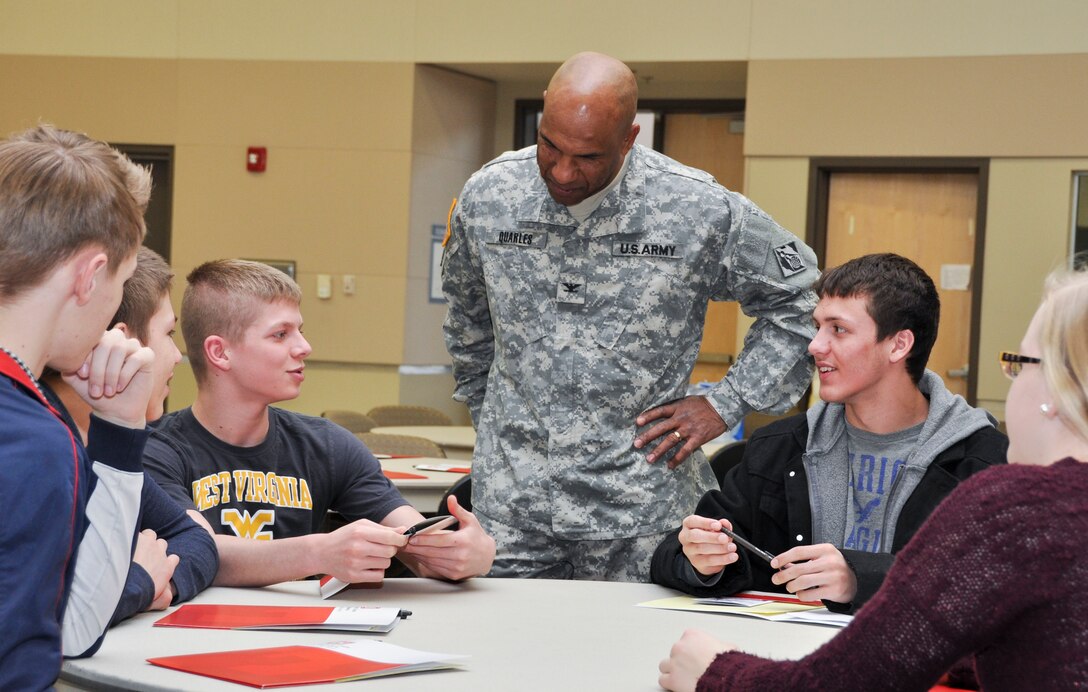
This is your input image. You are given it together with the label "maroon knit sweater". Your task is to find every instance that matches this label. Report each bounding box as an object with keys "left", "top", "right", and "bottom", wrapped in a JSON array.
[{"left": 698, "top": 458, "right": 1088, "bottom": 691}]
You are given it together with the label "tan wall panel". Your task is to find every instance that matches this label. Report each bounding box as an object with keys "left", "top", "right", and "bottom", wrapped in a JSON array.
[
  {"left": 411, "top": 66, "right": 496, "bottom": 162},
  {"left": 747, "top": 55, "right": 1088, "bottom": 158},
  {"left": 404, "top": 66, "right": 496, "bottom": 365},
  {"left": 414, "top": 0, "right": 751, "bottom": 62},
  {"left": 176, "top": 1, "right": 415, "bottom": 61},
  {"left": 6, "top": 1, "right": 1088, "bottom": 64},
  {"left": 0, "top": 0, "right": 179, "bottom": 58},
  {"left": 176, "top": 60, "right": 414, "bottom": 150},
  {"left": 0, "top": 56, "right": 178, "bottom": 143},
  {"left": 171, "top": 144, "right": 410, "bottom": 276},
  {"left": 976, "top": 158, "right": 1088, "bottom": 409},
  {"left": 743, "top": 158, "right": 810, "bottom": 236},
  {"left": 750, "top": 0, "right": 1088, "bottom": 59},
  {"left": 298, "top": 274, "right": 407, "bottom": 365}
]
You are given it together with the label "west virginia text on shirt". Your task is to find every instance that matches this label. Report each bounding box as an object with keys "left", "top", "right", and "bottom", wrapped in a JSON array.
[{"left": 191, "top": 470, "right": 314, "bottom": 512}]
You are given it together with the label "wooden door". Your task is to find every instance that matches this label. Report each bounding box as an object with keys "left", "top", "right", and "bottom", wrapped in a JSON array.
[
  {"left": 663, "top": 113, "right": 745, "bottom": 385},
  {"left": 825, "top": 172, "right": 978, "bottom": 398}
]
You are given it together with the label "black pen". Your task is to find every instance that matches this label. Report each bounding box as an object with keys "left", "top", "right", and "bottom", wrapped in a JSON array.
[{"left": 717, "top": 525, "right": 776, "bottom": 564}]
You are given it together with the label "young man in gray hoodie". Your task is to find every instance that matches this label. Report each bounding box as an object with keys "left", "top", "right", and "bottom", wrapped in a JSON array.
[{"left": 650, "top": 253, "right": 1007, "bottom": 613}]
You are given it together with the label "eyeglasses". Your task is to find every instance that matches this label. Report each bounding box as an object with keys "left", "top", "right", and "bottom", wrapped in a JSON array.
[{"left": 998, "top": 351, "right": 1042, "bottom": 380}]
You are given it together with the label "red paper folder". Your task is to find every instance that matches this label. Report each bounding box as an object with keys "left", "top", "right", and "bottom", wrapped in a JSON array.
[
  {"left": 382, "top": 470, "right": 428, "bottom": 480},
  {"left": 154, "top": 604, "right": 401, "bottom": 633},
  {"left": 149, "top": 641, "right": 465, "bottom": 688}
]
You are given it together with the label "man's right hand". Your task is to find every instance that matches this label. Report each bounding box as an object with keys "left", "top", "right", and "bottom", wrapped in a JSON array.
[
  {"left": 132, "top": 529, "right": 179, "bottom": 611},
  {"left": 319, "top": 519, "right": 409, "bottom": 584},
  {"left": 63, "top": 327, "right": 155, "bottom": 429},
  {"left": 678, "top": 515, "right": 740, "bottom": 576}
]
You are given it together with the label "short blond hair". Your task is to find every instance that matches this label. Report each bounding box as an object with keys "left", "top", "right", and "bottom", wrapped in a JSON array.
[
  {"left": 0, "top": 125, "right": 147, "bottom": 299},
  {"left": 182, "top": 259, "right": 302, "bottom": 382},
  {"left": 1037, "top": 267, "right": 1088, "bottom": 444}
]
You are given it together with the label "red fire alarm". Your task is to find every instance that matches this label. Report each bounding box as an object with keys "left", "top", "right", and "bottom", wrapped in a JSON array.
[{"left": 246, "top": 147, "right": 267, "bottom": 173}]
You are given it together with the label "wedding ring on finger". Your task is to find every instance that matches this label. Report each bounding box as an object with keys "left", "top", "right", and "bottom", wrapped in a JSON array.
[{"left": 672, "top": 430, "right": 683, "bottom": 441}]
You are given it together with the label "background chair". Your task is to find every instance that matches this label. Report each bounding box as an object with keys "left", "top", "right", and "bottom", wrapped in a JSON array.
[
  {"left": 438, "top": 474, "right": 472, "bottom": 514},
  {"left": 356, "top": 432, "right": 446, "bottom": 458},
  {"left": 708, "top": 440, "right": 747, "bottom": 490},
  {"left": 321, "top": 409, "right": 377, "bottom": 433},
  {"left": 367, "top": 405, "right": 453, "bottom": 427}
]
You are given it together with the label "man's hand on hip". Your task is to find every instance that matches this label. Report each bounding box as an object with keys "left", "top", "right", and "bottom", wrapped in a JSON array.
[{"left": 634, "top": 396, "right": 727, "bottom": 469}]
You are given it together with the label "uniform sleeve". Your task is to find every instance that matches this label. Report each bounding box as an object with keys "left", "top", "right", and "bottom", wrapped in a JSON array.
[
  {"left": 62, "top": 415, "right": 147, "bottom": 658},
  {"left": 441, "top": 199, "right": 494, "bottom": 427},
  {"left": 109, "top": 475, "right": 219, "bottom": 626},
  {"left": 705, "top": 204, "right": 818, "bottom": 427}
]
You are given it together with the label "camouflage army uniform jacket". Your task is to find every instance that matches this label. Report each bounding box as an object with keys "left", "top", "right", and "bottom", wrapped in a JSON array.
[{"left": 441, "top": 144, "right": 818, "bottom": 540}]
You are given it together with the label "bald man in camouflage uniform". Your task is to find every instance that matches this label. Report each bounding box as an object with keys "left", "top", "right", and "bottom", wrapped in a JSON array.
[{"left": 442, "top": 52, "right": 818, "bottom": 582}]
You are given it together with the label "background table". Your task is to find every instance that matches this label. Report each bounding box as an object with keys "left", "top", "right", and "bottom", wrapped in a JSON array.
[
  {"left": 370, "top": 425, "right": 476, "bottom": 460},
  {"left": 61, "top": 578, "right": 836, "bottom": 691},
  {"left": 380, "top": 456, "right": 471, "bottom": 514}
]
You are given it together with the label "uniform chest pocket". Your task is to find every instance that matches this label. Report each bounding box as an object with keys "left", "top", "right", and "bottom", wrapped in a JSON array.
[{"left": 593, "top": 264, "right": 698, "bottom": 364}]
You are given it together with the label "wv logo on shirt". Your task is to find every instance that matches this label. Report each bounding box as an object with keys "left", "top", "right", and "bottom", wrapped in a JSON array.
[{"left": 221, "top": 508, "right": 276, "bottom": 540}]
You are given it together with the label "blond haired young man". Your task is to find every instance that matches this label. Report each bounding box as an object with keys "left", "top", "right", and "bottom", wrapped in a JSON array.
[{"left": 144, "top": 259, "right": 495, "bottom": 586}]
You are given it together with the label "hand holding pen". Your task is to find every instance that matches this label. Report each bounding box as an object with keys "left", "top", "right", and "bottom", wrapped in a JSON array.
[
  {"left": 677, "top": 516, "right": 744, "bottom": 576},
  {"left": 680, "top": 515, "right": 859, "bottom": 603}
]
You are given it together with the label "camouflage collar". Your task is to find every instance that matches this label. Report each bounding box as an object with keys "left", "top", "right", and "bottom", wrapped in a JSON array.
[{"left": 517, "top": 146, "right": 648, "bottom": 238}]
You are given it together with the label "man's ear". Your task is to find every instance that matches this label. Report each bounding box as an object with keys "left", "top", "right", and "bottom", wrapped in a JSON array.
[
  {"left": 888, "top": 329, "right": 916, "bottom": 365},
  {"left": 72, "top": 250, "right": 110, "bottom": 307},
  {"left": 114, "top": 322, "right": 132, "bottom": 337},
  {"left": 204, "top": 335, "right": 231, "bottom": 372}
]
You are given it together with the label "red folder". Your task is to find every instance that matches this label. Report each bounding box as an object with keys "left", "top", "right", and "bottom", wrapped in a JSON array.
[
  {"left": 383, "top": 470, "right": 428, "bottom": 480},
  {"left": 149, "top": 641, "right": 466, "bottom": 688},
  {"left": 154, "top": 604, "right": 402, "bottom": 633}
]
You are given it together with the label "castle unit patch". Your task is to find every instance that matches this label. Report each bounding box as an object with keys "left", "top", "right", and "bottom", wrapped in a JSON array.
[{"left": 773, "top": 241, "right": 807, "bottom": 277}]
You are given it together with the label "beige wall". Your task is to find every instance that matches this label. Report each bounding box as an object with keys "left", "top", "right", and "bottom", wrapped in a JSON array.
[{"left": 745, "top": 55, "right": 1088, "bottom": 158}]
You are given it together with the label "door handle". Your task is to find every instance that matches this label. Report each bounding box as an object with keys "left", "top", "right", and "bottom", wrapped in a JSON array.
[{"left": 947, "top": 365, "right": 970, "bottom": 379}]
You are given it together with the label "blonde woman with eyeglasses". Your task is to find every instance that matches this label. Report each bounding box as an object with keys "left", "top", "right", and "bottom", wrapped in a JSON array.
[{"left": 660, "top": 268, "right": 1088, "bottom": 692}]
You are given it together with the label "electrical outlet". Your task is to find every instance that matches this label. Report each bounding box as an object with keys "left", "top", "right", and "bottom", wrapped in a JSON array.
[
  {"left": 342, "top": 274, "right": 356, "bottom": 296},
  {"left": 316, "top": 274, "right": 332, "bottom": 299}
]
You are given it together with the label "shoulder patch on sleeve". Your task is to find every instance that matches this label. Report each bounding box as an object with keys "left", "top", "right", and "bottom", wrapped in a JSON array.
[
  {"left": 773, "top": 241, "right": 807, "bottom": 277},
  {"left": 443, "top": 197, "right": 456, "bottom": 247}
]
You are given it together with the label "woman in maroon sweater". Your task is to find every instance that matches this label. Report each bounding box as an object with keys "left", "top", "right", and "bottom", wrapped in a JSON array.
[{"left": 659, "top": 269, "right": 1088, "bottom": 691}]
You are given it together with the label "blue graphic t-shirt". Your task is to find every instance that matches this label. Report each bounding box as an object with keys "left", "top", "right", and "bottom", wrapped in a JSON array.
[{"left": 843, "top": 421, "right": 923, "bottom": 553}]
